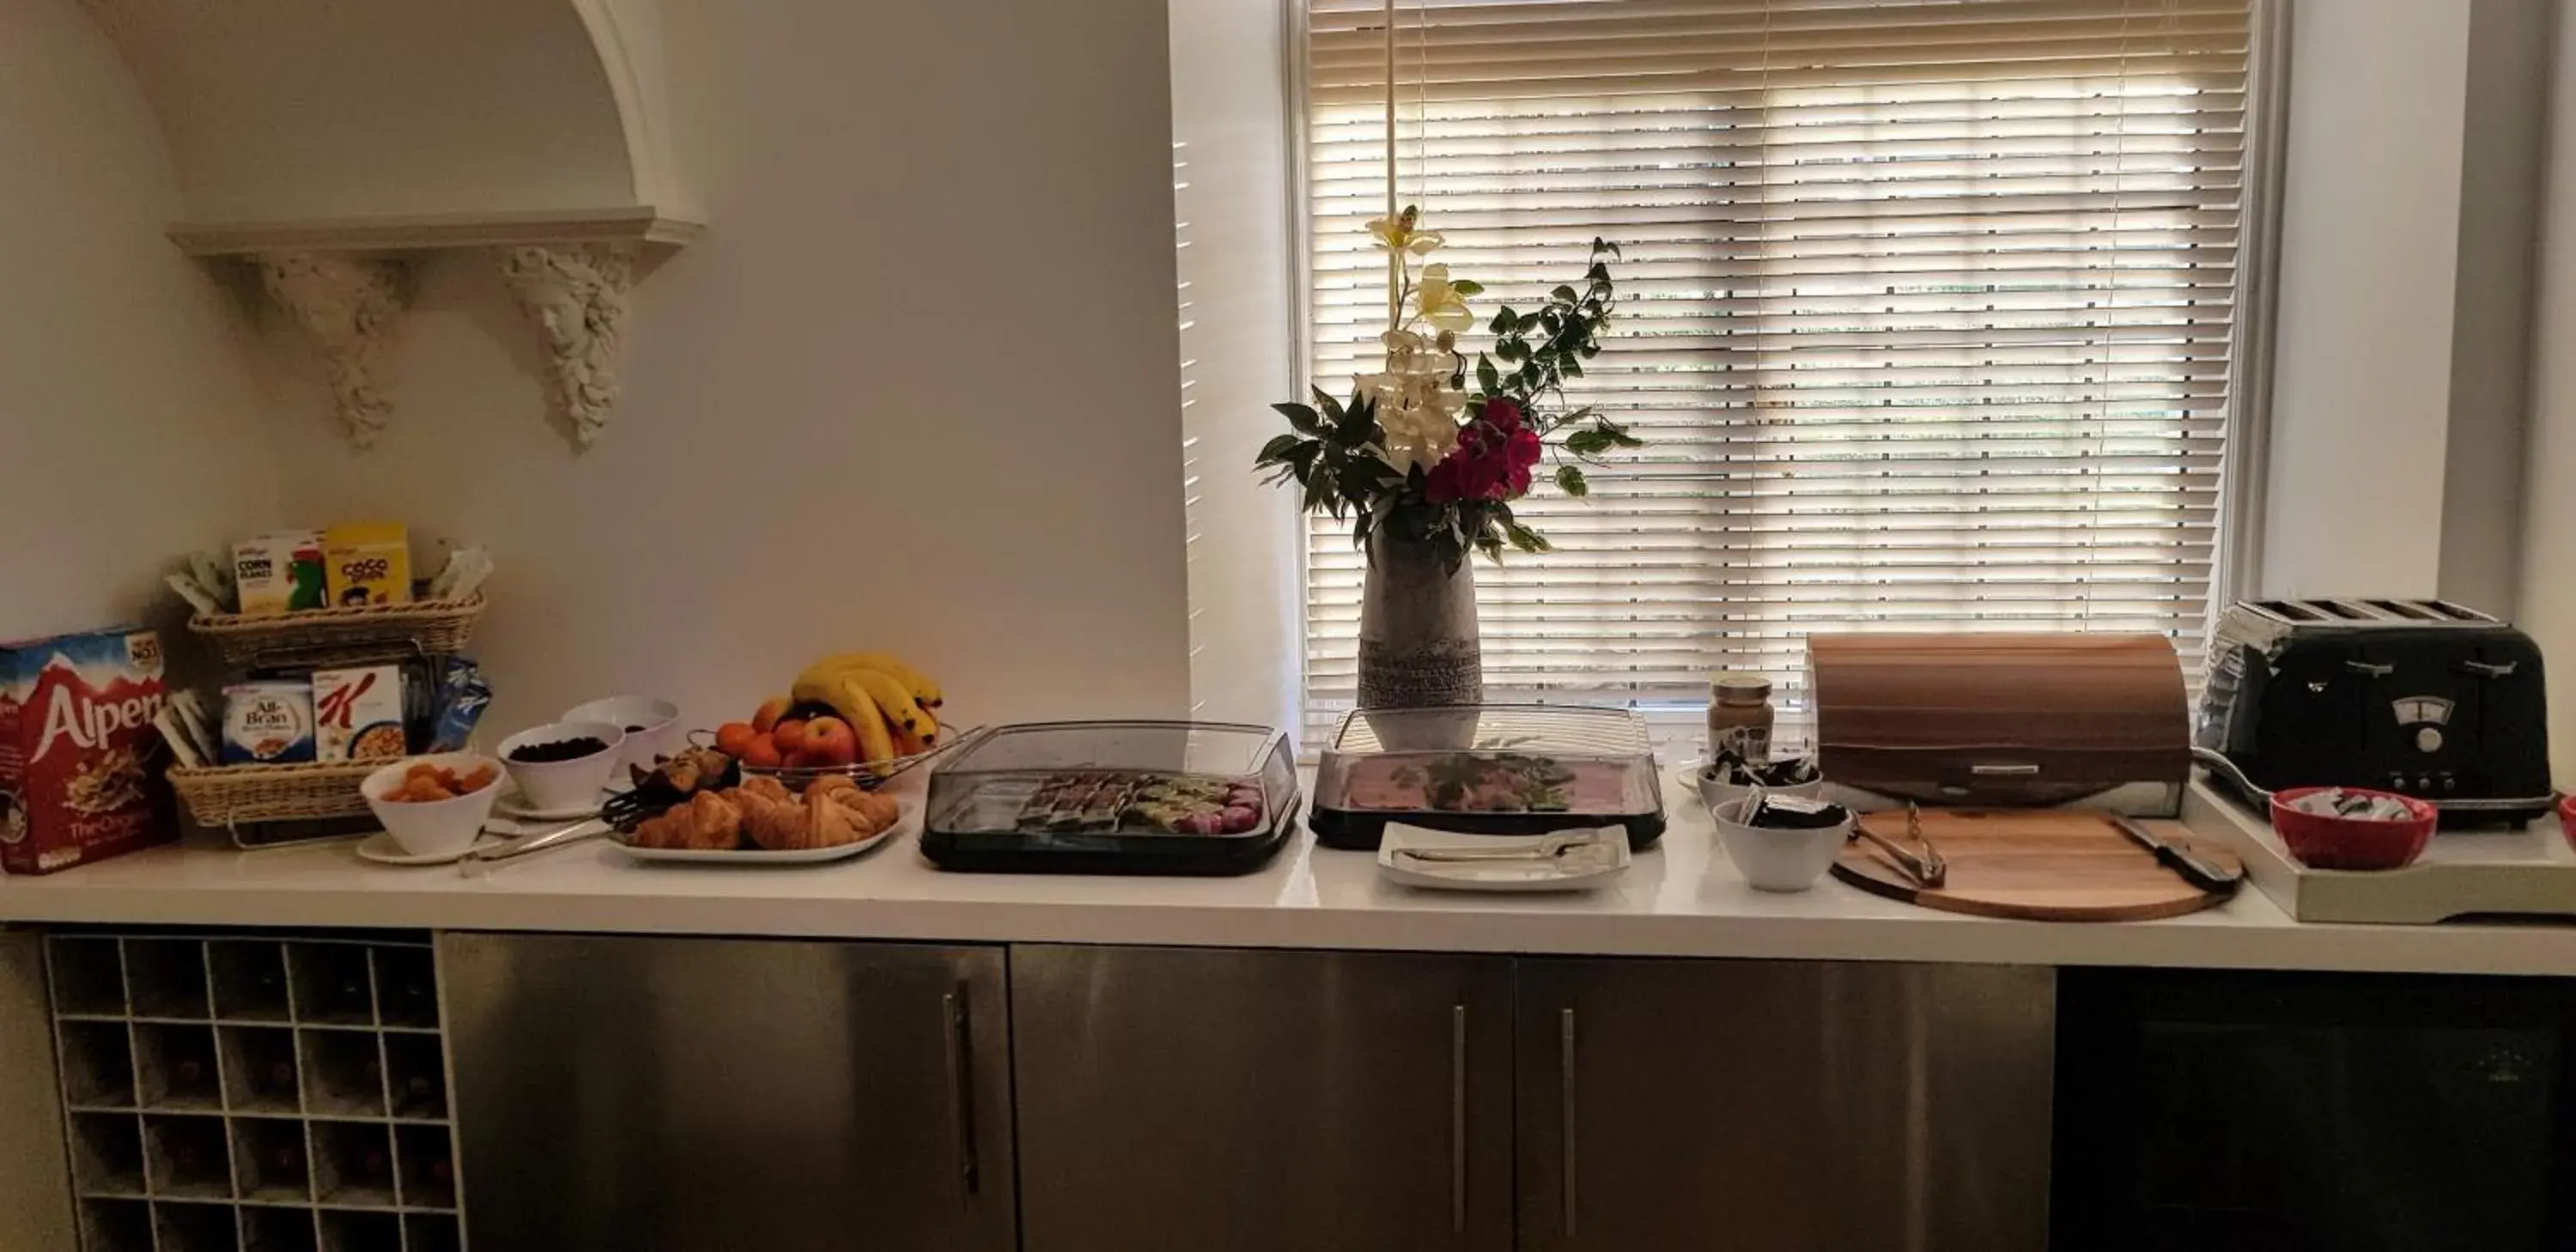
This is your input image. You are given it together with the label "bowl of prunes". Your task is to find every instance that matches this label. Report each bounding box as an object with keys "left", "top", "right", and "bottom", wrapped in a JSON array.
[{"left": 496, "top": 720, "right": 626, "bottom": 814}]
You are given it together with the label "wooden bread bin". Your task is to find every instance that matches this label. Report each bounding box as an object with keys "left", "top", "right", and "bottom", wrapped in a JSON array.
[{"left": 1807, "top": 633, "right": 2190, "bottom": 809}]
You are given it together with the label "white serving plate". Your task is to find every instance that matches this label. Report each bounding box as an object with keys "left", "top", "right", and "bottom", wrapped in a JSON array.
[
  {"left": 493, "top": 788, "right": 609, "bottom": 823},
  {"left": 1377, "top": 824, "right": 1631, "bottom": 892},
  {"left": 610, "top": 794, "right": 918, "bottom": 866}
]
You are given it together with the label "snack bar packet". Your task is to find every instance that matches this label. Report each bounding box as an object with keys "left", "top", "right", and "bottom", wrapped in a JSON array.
[{"left": 427, "top": 658, "right": 492, "bottom": 753}]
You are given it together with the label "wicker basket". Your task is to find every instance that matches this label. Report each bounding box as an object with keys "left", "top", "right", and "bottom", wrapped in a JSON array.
[
  {"left": 167, "top": 759, "right": 386, "bottom": 828},
  {"left": 187, "top": 594, "right": 487, "bottom": 668}
]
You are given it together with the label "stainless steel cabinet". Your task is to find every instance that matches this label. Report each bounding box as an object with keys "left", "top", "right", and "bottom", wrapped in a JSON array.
[
  {"left": 1514, "top": 958, "right": 2056, "bottom": 1252},
  {"left": 440, "top": 934, "right": 1014, "bottom": 1252},
  {"left": 1011, "top": 945, "right": 1516, "bottom": 1252}
]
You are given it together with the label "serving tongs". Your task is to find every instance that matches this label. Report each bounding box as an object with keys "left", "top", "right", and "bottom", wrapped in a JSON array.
[{"left": 1850, "top": 802, "right": 1948, "bottom": 889}]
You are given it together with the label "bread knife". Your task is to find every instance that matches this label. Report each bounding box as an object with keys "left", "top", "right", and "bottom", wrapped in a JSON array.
[{"left": 2110, "top": 815, "right": 2242, "bottom": 895}]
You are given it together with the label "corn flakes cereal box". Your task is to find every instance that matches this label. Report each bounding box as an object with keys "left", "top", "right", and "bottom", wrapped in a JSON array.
[{"left": 0, "top": 628, "right": 173, "bottom": 875}]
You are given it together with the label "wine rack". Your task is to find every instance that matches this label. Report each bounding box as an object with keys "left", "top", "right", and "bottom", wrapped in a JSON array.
[{"left": 47, "top": 934, "right": 465, "bottom": 1252}]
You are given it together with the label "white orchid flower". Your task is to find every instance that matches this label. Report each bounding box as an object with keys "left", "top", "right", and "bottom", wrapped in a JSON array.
[{"left": 1415, "top": 264, "right": 1474, "bottom": 331}]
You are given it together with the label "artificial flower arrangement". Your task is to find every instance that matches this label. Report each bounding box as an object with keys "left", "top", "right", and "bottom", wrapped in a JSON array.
[{"left": 1256, "top": 205, "right": 1637, "bottom": 569}]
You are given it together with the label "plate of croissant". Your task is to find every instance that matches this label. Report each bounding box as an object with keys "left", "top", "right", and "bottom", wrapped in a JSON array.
[{"left": 614, "top": 752, "right": 912, "bottom": 863}]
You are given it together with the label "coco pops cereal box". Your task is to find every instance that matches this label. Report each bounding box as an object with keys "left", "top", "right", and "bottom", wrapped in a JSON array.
[{"left": 0, "top": 627, "right": 173, "bottom": 875}]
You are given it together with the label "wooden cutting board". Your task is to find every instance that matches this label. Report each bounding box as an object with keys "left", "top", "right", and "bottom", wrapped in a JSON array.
[{"left": 1831, "top": 808, "right": 2243, "bottom": 922}]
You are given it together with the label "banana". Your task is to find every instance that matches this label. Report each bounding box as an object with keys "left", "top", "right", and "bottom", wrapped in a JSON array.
[
  {"left": 790, "top": 672, "right": 898, "bottom": 765},
  {"left": 816, "top": 652, "right": 942, "bottom": 708},
  {"left": 840, "top": 667, "right": 933, "bottom": 737}
]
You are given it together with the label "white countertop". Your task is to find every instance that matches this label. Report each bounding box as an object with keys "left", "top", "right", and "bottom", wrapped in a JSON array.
[{"left": 3, "top": 773, "right": 2573, "bottom": 976}]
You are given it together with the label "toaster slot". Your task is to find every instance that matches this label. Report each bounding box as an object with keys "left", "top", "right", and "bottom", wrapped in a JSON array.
[
  {"left": 2254, "top": 600, "right": 2324, "bottom": 623},
  {"left": 2421, "top": 600, "right": 2495, "bottom": 623},
  {"left": 2366, "top": 599, "right": 2437, "bottom": 621}
]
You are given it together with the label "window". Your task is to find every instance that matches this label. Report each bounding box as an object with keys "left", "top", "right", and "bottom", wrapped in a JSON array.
[{"left": 1299, "top": 0, "right": 2256, "bottom": 733}]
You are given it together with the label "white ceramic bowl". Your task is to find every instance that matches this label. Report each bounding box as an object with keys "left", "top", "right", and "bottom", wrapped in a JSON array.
[
  {"left": 562, "top": 696, "right": 683, "bottom": 773},
  {"left": 495, "top": 721, "right": 625, "bottom": 814},
  {"left": 1689, "top": 763, "right": 1827, "bottom": 817},
  {"left": 361, "top": 752, "right": 505, "bottom": 858},
  {"left": 1711, "top": 796, "right": 1850, "bottom": 892}
]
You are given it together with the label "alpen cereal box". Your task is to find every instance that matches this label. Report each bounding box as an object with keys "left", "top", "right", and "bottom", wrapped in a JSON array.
[{"left": 0, "top": 627, "right": 173, "bottom": 875}]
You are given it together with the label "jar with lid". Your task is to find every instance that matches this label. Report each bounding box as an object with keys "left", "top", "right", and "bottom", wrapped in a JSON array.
[{"left": 1707, "top": 674, "right": 1775, "bottom": 765}]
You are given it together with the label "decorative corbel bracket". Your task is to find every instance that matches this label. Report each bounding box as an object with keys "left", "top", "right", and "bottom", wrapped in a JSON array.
[
  {"left": 176, "top": 209, "right": 700, "bottom": 450},
  {"left": 495, "top": 242, "right": 637, "bottom": 447},
  {"left": 256, "top": 252, "right": 412, "bottom": 447}
]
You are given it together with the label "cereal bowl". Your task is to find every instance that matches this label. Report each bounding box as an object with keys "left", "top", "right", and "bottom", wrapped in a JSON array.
[{"left": 362, "top": 753, "right": 504, "bottom": 859}]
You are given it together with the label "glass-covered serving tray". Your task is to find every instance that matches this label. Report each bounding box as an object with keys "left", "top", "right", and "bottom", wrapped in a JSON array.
[
  {"left": 1310, "top": 704, "right": 1665, "bottom": 849},
  {"left": 920, "top": 720, "right": 1299, "bottom": 875}
]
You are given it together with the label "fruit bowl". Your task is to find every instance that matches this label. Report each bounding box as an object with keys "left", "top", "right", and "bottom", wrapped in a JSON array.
[{"left": 2270, "top": 786, "right": 2437, "bottom": 871}]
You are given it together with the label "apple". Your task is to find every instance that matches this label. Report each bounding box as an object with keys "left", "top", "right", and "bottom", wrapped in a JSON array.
[
  {"left": 751, "top": 696, "right": 793, "bottom": 734},
  {"left": 714, "top": 722, "right": 760, "bottom": 757},
  {"left": 740, "top": 734, "right": 784, "bottom": 769},
  {"left": 801, "top": 716, "right": 860, "bottom": 767},
  {"left": 772, "top": 719, "right": 811, "bottom": 755}
]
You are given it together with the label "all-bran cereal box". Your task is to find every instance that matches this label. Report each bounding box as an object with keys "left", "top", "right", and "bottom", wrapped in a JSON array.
[{"left": 0, "top": 627, "right": 173, "bottom": 875}]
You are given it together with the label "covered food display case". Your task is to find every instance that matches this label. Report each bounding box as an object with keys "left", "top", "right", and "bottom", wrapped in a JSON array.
[
  {"left": 920, "top": 720, "right": 1298, "bottom": 874},
  {"left": 1309, "top": 704, "right": 1665, "bottom": 850}
]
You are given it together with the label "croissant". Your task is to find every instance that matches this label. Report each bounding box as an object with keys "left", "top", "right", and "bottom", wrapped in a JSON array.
[
  {"left": 739, "top": 777, "right": 811, "bottom": 851},
  {"left": 634, "top": 788, "right": 744, "bottom": 851},
  {"left": 810, "top": 775, "right": 898, "bottom": 824}
]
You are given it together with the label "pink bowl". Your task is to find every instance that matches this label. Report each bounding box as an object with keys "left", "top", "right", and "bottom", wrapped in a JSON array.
[
  {"left": 2270, "top": 787, "right": 2436, "bottom": 872},
  {"left": 2558, "top": 794, "right": 2574, "bottom": 854}
]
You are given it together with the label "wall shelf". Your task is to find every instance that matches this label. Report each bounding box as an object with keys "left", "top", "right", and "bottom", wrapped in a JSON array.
[
  {"left": 178, "top": 209, "right": 699, "bottom": 449},
  {"left": 168, "top": 208, "right": 702, "bottom": 258}
]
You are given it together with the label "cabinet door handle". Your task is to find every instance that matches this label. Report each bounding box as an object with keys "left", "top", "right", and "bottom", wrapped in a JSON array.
[
  {"left": 943, "top": 986, "right": 981, "bottom": 1200},
  {"left": 1560, "top": 1006, "right": 1579, "bottom": 1239},
  {"left": 1451, "top": 1003, "right": 1467, "bottom": 1235}
]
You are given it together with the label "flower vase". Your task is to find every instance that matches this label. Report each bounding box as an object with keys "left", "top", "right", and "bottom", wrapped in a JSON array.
[{"left": 1358, "top": 531, "right": 1484, "bottom": 709}]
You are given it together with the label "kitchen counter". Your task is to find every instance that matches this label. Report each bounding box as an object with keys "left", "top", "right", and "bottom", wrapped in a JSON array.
[{"left": 3, "top": 773, "right": 2573, "bottom": 975}]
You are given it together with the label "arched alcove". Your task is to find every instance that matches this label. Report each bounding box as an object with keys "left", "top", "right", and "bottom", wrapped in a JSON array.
[{"left": 79, "top": 0, "right": 701, "bottom": 448}]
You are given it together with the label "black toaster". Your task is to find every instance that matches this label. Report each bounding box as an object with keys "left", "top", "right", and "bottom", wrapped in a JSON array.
[{"left": 2195, "top": 599, "right": 2556, "bottom": 825}]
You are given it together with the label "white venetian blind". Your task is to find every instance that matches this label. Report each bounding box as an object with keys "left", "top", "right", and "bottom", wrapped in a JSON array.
[{"left": 1302, "top": 0, "right": 2250, "bottom": 731}]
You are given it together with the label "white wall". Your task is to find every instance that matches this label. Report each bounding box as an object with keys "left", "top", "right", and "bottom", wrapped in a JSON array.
[
  {"left": 82, "top": 0, "right": 641, "bottom": 221},
  {"left": 256, "top": 0, "right": 1194, "bottom": 733},
  {"left": 2440, "top": 0, "right": 2554, "bottom": 614},
  {"left": 2521, "top": 0, "right": 2576, "bottom": 780},
  {"left": 0, "top": 0, "right": 278, "bottom": 645},
  {"left": 2261, "top": 0, "right": 2474, "bottom": 599},
  {"left": 1171, "top": 0, "right": 1303, "bottom": 734}
]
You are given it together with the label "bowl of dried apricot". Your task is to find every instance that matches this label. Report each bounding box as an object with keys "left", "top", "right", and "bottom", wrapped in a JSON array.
[{"left": 363, "top": 753, "right": 504, "bottom": 858}]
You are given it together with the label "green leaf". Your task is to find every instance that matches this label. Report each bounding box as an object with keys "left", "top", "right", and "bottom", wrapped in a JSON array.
[
  {"left": 1504, "top": 519, "right": 1552, "bottom": 554},
  {"left": 1271, "top": 403, "right": 1321, "bottom": 435},
  {"left": 1495, "top": 338, "right": 1527, "bottom": 363},
  {"left": 1476, "top": 355, "right": 1499, "bottom": 395},
  {"left": 1601, "top": 419, "right": 1646, "bottom": 449},
  {"left": 1552, "top": 284, "right": 1578, "bottom": 304},
  {"left": 1448, "top": 278, "right": 1484, "bottom": 296},
  {"left": 1491, "top": 307, "right": 1517, "bottom": 335},
  {"left": 1564, "top": 428, "right": 1613, "bottom": 457},
  {"left": 1562, "top": 357, "right": 1583, "bottom": 379},
  {"left": 1311, "top": 386, "right": 1345, "bottom": 421},
  {"left": 1255, "top": 433, "right": 1303, "bottom": 465},
  {"left": 1556, "top": 465, "right": 1590, "bottom": 498}
]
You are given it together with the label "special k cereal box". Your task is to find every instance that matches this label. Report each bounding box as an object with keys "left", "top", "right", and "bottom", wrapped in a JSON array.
[{"left": 0, "top": 627, "right": 173, "bottom": 875}]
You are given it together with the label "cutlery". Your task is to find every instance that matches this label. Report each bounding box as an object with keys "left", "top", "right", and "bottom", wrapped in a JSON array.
[
  {"left": 1394, "top": 832, "right": 1607, "bottom": 864},
  {"left": 1850, "top": 802, "right": 1948, "bottom": 889},
  {"left": 2110, "top": 814, "right": 2242, "bottom": 895}
]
